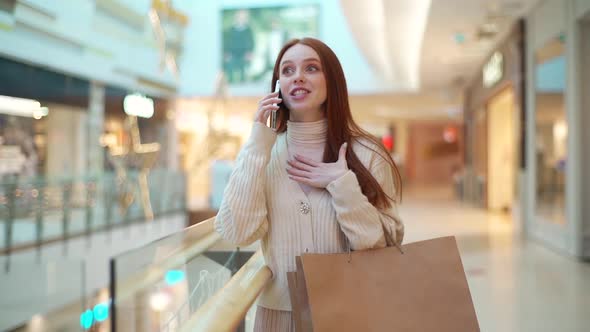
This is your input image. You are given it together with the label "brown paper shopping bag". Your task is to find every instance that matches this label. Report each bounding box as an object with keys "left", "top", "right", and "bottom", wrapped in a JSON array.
[{"left": 287, "top": 236, "right": 479, "bottom": 332}]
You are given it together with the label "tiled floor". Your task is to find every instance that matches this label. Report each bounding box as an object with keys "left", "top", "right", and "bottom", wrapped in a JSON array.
[{"left": 400, "top": 185, "right": 590, "bottom": 332}]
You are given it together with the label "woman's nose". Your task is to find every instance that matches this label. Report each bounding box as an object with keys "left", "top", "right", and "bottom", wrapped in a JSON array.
[{"left": 293, "top": 70, "right": 305, "bottom": 83}]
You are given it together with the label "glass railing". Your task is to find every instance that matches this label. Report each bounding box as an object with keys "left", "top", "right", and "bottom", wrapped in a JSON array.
[
  {"left": 177, "top": 250, "right": 271, "bottom": 332},
  {"left": 0, "top": 257, "right": 86, "bottom": 332},
  {"left": 109, "top": 217, "right": 270, "bottom": 332},
  {"left": 0, "top": 169, "right": 186, "bottom": 257},
  {"left": 109, "top": 217, "right": 262, "bottom": 332}
]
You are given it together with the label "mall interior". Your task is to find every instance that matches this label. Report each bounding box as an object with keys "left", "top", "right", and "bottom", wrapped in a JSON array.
[{"left": 0, "top": 0, "right": 589, "bottom": 331}]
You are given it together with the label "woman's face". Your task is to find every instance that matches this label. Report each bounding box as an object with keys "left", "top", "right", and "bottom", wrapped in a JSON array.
[{"left": 278, "top": 44, "right": 327, "bottom": 122}]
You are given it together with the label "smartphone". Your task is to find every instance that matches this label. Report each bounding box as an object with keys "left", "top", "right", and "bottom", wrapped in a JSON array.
[{"left": 270, "top": 81, "right": 281, "bottom": 129}]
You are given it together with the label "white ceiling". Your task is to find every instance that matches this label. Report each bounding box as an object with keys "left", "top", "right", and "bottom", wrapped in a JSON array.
[
  {"left": 341, "top": 0, "right": 538, "bottom": 93},
  {"left": 340, "top": 0, "right": 431, "bottom": 91},
  {"left": 419, "top": 0, "right": 539, "bottom": 91}
]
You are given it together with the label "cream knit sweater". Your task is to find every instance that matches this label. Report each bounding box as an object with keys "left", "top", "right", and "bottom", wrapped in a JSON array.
[
  {"left": 214, "top": 121, "right": 404, "bottom": 311},
  {"left": 285, "top": 119, "right": 329, "bottom": 195}
]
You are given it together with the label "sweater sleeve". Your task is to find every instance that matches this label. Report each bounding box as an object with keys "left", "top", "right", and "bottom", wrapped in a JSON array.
[
  {"left": 326, "top": 155, "right": 404, "bottom": 251},
  {"left": 214, "top": 123, "right": 276, "bottom": 246}
]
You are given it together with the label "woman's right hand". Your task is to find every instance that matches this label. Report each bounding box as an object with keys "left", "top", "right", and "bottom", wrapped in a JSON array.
[{"left": 254, "top": 92, "right": 282, "bottom": 126}]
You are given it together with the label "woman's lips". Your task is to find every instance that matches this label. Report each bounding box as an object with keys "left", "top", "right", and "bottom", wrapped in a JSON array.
[{"left": 290, "top": 87, "right": 310, "bottom": 101}]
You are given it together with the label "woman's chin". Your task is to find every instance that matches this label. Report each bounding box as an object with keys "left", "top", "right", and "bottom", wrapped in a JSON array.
[{"left": 289, "top": 107, "right": 324, "bottom": 121}]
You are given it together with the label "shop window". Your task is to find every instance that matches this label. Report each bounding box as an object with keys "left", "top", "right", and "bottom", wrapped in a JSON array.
[
  {"left": 534, "top": 34, "right": 566, "bottom": 224},
  {"left": 0, "top": 0, "right": 15, "bottom": 14}
]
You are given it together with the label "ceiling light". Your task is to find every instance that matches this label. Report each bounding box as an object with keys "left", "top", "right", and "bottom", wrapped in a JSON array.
[
  {"left": 33, "top": 107, "right": 48, "bottom": 120},
  {"left": 0, "top": 95, "right": 49, "bottom": 118},
  {"left": 124, "top": 93, "right": 154, "bottom": 118},
  {"left": 553, "top": 121, "right": 567, "bottom": 141}
]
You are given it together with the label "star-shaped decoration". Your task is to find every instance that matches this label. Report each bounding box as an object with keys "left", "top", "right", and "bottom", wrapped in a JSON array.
[
  {"left": 149, "top": 0, "right": 189, "bottom": 79},
  {"left": 108, "top": 115, "right": 160, "bottom": 220}
]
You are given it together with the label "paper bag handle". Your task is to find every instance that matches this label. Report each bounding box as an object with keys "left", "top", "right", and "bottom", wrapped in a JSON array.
[{"left": 343, "top": 221, "right": 404, "bottom": 263}]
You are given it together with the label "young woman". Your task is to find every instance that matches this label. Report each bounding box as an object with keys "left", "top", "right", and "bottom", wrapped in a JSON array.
[{"left": 215, "top": 37, "right": 404, "bottom": 331}]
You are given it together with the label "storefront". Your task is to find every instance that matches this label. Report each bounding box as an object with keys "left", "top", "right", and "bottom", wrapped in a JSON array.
[
  {"left": 0, "top": 109, "right": 45, "bottom": 178},
  {"left": 101, "top": 86, "right": 177, "bottom": 172},
  {"left": 174, "top": 95, "right": 253, "bottom": 211},
  {"left": 0, "top": 56, "right": 178, "bottom": 182},
  {"left": 463, "top": 22, "right": 525, "bottom": 215},
  {"left": 524, "top": 0, "right": 590, "bottom": 258},
  {"left": 0, "top": 57, "right": 91, "bottom": 179}
]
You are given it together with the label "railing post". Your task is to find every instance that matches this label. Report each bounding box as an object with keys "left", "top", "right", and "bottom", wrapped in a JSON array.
[
  {"left": 4, "top": 181, "right": 17, "bottom": 272},
  {"left": 62, "top": 181, "right": 72, "bottom": 255},
  {"left": 109, "top": 258, "right": 117, "bottom": 332},
  {"left": 35, "top": 182, "right": 44, "bottom": 261},
  {"left": 122, "top": 173, "right": 132, "bottom": 236},
  {"left": 85, "top": 179, "right": 96, "bottom": 248},
  {"left": 181, "top": 172, "right": 187, "bottom": 212},
  {"left": 105, "top": 175, "right": 114, "bottom": 243},
  {"left": 156, "top": 170, "right": 165, "bottom": 217}
]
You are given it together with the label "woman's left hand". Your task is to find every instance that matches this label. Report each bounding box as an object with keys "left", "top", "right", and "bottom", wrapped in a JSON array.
[{"left": 287, "top": 143, "right": 348, "bottom": 188}]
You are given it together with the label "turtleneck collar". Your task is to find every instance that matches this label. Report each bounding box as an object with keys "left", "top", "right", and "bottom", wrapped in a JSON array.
[{"left": 286, "top": 118, "right": 328, "bottom": 145}]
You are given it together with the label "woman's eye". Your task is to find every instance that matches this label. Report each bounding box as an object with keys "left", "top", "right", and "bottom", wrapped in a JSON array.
[
  {"left": 282, "top": 67, "right": 294, "bottom": 74},
  {"left": 306, "top": 65, "right": 320, "bottom": 72}
]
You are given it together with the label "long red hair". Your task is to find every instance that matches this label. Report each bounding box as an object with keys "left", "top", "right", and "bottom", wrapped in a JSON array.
[{"left": 271, "top": 38, "right": 402, "bottom": 207}]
